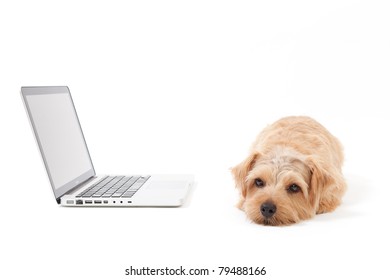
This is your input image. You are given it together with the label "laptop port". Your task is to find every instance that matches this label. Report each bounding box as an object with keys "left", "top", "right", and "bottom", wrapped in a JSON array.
[
  {"left": 76, "top": 200, "right": 83, "bottom": 205},
  {"left": 94, "top": 200, "right": 101, "bottom": 204},
  {"left": 85, "top": 200, "right": 92, "bottom": 204},
  {"left": 103, "top": 201, "right": 108, "bottom": 204},
  {"left": 66, "top": 200, "right": 74, "bottom": 205}
]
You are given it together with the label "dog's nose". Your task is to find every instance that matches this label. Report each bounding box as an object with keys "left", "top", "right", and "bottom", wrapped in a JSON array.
[{"left": 260, "top": 202, "right": 277, "bottom": 218}]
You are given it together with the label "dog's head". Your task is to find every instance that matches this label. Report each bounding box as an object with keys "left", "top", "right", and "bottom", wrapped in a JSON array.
[{"left": 232, "top": 147, "right": 329, "bottom": 226}]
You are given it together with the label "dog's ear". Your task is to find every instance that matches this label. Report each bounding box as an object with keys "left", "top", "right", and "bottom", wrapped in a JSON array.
[
  {"left": 306, "top": 156, "right": 332, "bottom": 210},
  {"left": 306, "top": 156, "right": 346, "bottom": 214},
  {"left": 231, "top": 152, "right": 259, "bottom": 199}
]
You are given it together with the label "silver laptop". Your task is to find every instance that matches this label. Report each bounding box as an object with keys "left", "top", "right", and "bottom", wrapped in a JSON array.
[{"left": 21, "top": 86, "right": 193, "bottom": 207}]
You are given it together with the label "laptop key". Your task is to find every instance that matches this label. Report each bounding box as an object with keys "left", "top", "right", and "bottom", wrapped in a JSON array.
[
  {"left": 122, "top": 192, "right": 136, "bottom": 198},
  {"left": 128, "top": 184, "right": 142, "bottom": 191}
]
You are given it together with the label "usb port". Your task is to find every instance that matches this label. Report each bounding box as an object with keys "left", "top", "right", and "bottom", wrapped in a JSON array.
[
  {"left": 94, "top": 200, "right": 101, "bottom": 204},
  {"left": 76, "top": 200, "right": 83, "bottom": 205},
  {"left": 103, "top": 200, "right": 108, "bottom": 204},
  {"left": 85, "top": 200, "right": 92, "bottom": 204}
]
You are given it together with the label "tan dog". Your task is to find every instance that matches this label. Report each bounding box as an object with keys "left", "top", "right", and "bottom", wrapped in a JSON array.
[{"left": 232, "top": 116, "right": 346, "bottom": 225}]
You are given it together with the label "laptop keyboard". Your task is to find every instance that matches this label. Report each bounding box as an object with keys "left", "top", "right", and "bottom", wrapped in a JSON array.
[{"left": 77, "top": 176, "right": 150, "bottom": 198}]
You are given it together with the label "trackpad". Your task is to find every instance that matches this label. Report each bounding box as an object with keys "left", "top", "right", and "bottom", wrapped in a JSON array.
[{"left": 147, "top": 181, "right": 187, "bottom": 190}]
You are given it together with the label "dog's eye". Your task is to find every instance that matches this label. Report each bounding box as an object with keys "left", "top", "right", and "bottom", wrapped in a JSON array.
[
  {"left": 287, "top": 184, "right": 301, "bottom": 193},
  {"left": 255, "top": 179, "right": 265, "bottom": 187}
]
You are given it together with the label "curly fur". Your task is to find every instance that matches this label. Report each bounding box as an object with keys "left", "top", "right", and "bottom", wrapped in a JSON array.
[{"left": 232, "top": 116, "right": 346, "bottom": 226}]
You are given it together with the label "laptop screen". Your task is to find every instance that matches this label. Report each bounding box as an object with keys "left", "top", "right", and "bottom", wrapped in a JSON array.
[{"left": 21, "top": 87, "right": 95, "bottom": 201}]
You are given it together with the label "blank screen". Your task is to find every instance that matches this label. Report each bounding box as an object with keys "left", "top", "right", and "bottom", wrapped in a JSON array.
[{"left": 26, "top": 93, "right": 93, "bottom": 190}]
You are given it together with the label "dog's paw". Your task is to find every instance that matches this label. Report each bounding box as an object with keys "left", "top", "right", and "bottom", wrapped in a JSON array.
[{"left": 316, "top": 198, "right": 340, "bottom": 214}]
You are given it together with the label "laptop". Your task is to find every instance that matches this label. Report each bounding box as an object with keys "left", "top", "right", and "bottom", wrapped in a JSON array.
[{"left": 21, "top": 86, "right": 193, "bottom": 207}]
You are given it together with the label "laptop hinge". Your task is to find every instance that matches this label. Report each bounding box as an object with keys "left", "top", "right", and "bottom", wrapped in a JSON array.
[{"left": 58, "top": 176, "right": 97, "bottom": 204}]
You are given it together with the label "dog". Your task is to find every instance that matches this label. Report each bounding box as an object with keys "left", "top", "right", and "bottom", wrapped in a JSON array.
[{"left": 232, "top": 116, "right": 346, "bottom": 225}]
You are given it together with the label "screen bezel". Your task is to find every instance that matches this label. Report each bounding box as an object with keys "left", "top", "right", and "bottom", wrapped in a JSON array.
[{"left": 21, "top": 86, "right": 96, "bottom": 202}]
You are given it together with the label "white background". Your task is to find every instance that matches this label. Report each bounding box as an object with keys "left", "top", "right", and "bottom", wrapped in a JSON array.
[{"left": 1, "top": 1, "right": 389, "bottom": 279}]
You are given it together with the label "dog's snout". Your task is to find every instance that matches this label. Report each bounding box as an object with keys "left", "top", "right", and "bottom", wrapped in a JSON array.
[{"left": 261, "top": 202, "right": 277, "bottom": 218}]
